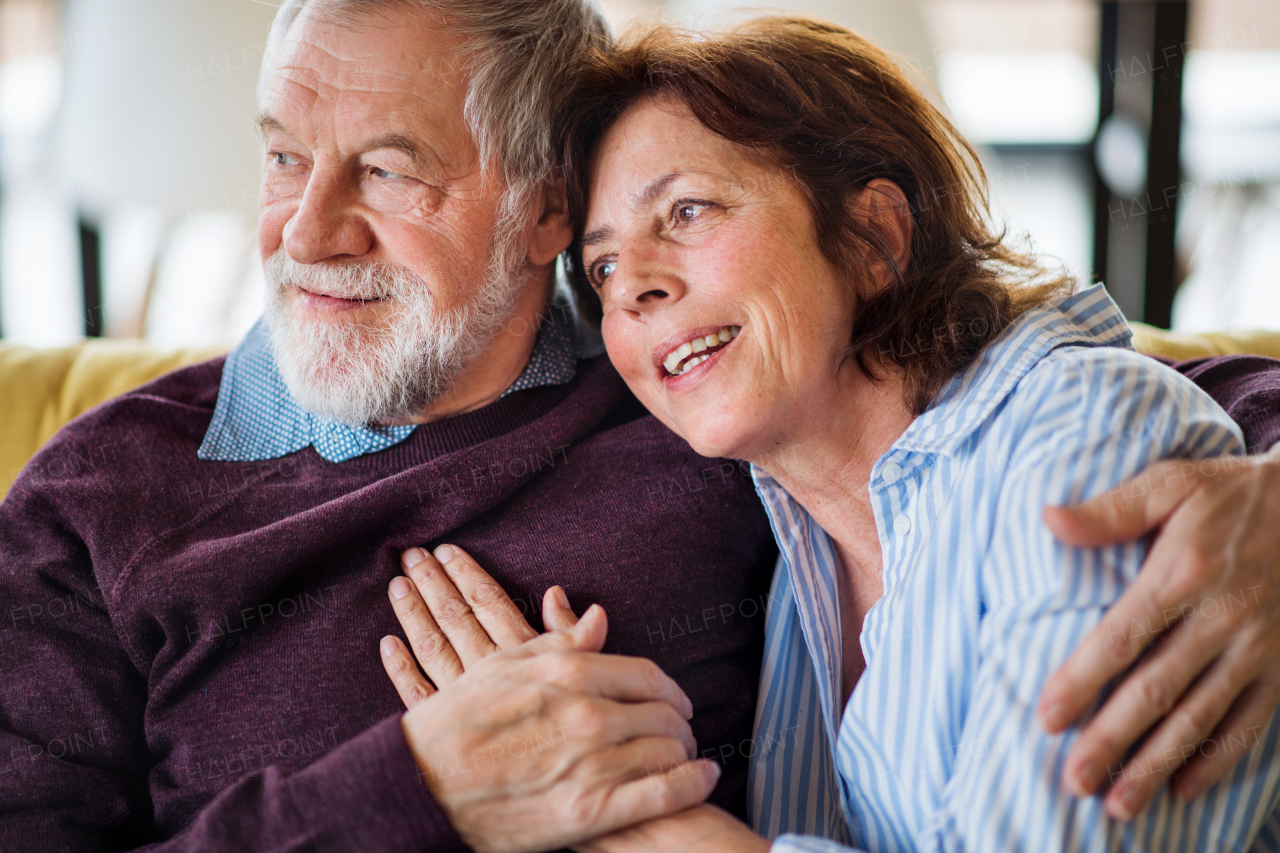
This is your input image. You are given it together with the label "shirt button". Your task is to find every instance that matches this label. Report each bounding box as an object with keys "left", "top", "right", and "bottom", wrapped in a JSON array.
[
  {"left": 893, "top": 515, "right": 912, "bottom": 536},
  {"left": 881, "top": 462, "right": 902, "bottom": 485}
]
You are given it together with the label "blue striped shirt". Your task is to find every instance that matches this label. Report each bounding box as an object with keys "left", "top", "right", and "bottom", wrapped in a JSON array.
[{"left": 747, "top": 285, "right": 1280, "bottom": 852}]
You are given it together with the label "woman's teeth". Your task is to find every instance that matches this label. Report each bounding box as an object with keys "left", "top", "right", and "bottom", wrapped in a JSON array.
[{"left": 662, "top": 326, "right": 740, "bottom": 376}]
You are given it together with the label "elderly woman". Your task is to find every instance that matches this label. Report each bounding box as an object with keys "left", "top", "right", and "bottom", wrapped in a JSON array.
[{"left": 382, "top": 17, "right": 1280, "bottom": 852}]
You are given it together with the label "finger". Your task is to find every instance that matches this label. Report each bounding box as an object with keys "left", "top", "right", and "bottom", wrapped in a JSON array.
[
  {"left": 1173, "top": 676, "right": 1280, "bottom": 801},
  {"left": 1042, "top": 459, "right": 1204, "bottom": 548},
  {"left": 566, "top": 697, "right": 697, "bottom": 757},
  {"left": 587, "top": 759, "right": 721, "bottom": 838},
  {"left": 543, "top": 585, "right": 580, "bottom": 633},
  {"left": 539, "top": 648, "right": 694, "bottom": 720},
  {"left": 1040, "top": 566, "right": 1178, "bottom": 733},
  {"left": 401, "top": 547, "right": 498, "bottom": 666},
  {"left": 1061, "top": 615, "right": 1231, "bottom": 796},
  {"left": 576, "top": 736, "right": 692, "bottom": 788},
  {"left": 380, "top": 635, "right": 437, "bottom": 708},
  {"left": 1102, "top": 651, "right": 1254, "bottom": 820},
  {"left": 434, "top": 544, "right": 539, "bottom": 648},
  {"left": 388, "top": 573, "right": 465, "bottom": 686},
  {"left": 511, "top": 603, "right": 611, "bottom": 659},
  {"left": 574, "top": 603, "right": 609, "bottom": 652}
]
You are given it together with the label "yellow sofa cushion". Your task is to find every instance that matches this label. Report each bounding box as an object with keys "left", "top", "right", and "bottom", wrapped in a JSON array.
[
  {"left": 1129, "top": 322, "right": 1280, "bottom": 361},
  {"left": 1, "top": 340, "right": 221, "bottom": 499},
  {"left": 2, "top": 324, "right": 1280, "bottom": 501}
]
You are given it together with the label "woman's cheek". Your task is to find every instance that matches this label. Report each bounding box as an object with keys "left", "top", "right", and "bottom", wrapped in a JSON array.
[{"left": 602, "top": 316, "right": 651, "bottom": 387}]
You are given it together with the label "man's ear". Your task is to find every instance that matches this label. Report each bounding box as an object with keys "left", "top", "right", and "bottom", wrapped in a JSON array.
[
  {"left": 855, "top": 178, "right": 913, "bottom": 273},
  {"left": 527, "top": 178, "right": 574, "bottom": 267}
]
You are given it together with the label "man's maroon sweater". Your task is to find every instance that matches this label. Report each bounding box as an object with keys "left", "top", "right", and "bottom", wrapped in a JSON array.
[{"left": 0, "top": 355, "right": 778, "bottom": 852}]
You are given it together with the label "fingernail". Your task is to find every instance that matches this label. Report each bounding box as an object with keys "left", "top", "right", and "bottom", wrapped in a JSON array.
[
  {"left": 380, "top": 636, "right": 397, "bottom": 657},
  {"left": 390, "top": 577, "right": 411, "bottom": 600},
  {"left": 704, "top": 760, "right": 722, "bottom": 783},
  {"left": 1107, "top": 786, "right": 1138, "bottom": 821},
  {"left": 434, "top": 544, "right": 457, "bottom": 563},
  {"left": 403, "top": 547, "right": 427, "bottom": 568},
  {"left": 1176, "top": 777, "right": 1206, "bottom": 801},
  {"left": 551, "top": 586, "right": 570, "bottom": 610},
  {"left": 1071, "top": 762, "right": 1100, "bottom": 796},
  {"left": 1040, "top": 701, "right": 1066, "bottom": 731}
]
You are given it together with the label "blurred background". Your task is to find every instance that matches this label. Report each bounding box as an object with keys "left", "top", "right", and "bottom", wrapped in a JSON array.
[{"left": 0, "top": 0, "right": 1276, "bottom": 348}]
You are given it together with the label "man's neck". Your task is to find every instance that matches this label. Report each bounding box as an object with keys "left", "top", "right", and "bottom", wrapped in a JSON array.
[{"left": 381, "top": 272, "right": 556, "bottom": 427}]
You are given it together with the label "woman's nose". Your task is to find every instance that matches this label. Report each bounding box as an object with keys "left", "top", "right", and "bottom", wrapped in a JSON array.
[{"left": 609, "top": 250, "right": 687, "bottom": 315}]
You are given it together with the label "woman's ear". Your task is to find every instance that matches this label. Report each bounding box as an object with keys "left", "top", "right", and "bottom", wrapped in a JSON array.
[
  {"left": 527, "top": 178, "right": 574, "bottom": 267},
  {"left": 855, "top": 178, "right": 913, "bottom": 274}
]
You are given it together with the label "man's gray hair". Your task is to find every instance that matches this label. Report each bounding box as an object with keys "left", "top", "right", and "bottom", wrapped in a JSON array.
[{"left": 259, "top": 0, "right": 610, "bottom": 244}]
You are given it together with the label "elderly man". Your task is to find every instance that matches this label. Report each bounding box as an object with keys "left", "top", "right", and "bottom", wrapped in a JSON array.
[
  {"left": 0, "top": 2, "right": 772, "bottom": 850},
  {"left": 3, "top": 1, "right": 1280, "bottom": 852}
]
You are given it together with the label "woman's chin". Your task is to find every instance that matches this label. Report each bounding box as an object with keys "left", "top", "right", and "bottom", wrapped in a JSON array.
[{"left": 673, "top": 418, "right": 754, "bottom": 462}]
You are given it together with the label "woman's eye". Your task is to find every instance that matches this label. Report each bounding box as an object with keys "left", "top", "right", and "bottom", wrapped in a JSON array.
[
  {"left": 675, "top": 201, "right": 709, "bottom": 223},
  {"left": 590, "top": 257, "right": 617, "bottom": 286}
]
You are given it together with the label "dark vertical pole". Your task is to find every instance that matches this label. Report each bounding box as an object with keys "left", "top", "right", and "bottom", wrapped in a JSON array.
[
  {"left": 78, "top": 215, "right": 103, "bottom": 337},
  {"left": 1141, "top": 0, "right": 1188, "bottom": 329},
  {"left": 1092, "top": 2, "right": 1119, "bottom": 285}
]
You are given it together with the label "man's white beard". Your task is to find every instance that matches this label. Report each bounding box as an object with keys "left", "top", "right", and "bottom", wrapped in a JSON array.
[{"left": 263, "top": 236, "right": 528, "bottom": 427}]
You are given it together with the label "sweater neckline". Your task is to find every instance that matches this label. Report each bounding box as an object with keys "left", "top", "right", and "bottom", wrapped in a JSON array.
[{"left": 322, "top": 355, "right": 615, "bottom": 471}]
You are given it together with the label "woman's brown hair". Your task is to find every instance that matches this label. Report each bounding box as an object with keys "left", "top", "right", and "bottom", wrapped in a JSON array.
[{"left": 561, "top": 16, "right": 1072, "bottom": 415}]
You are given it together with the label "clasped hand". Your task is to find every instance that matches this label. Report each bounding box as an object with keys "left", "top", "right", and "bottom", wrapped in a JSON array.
[{"left": 385, "top": 544, "right": 753, "bottom": 853}]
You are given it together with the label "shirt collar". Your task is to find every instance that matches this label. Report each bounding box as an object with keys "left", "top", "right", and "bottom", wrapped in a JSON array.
[
  {"left": 750, "top": 282, "right": 1132, "bottom": 484},
  {"left": 896, "top": 283, "right": 1132, "bottom": 458},
  {"left": 198, "top": 297, "right": 586, "bottom": 464}
]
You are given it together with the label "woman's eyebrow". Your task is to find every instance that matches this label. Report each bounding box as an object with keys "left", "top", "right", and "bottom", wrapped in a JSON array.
[
  {"left": 581, "top": 226, "right": 613, "bottom": 248},
  {"left": 630, "top": 172, "right": 683, "bottom": 211},
  {"left": 582, "top": 171, "right": 694, "bottom": 248}
]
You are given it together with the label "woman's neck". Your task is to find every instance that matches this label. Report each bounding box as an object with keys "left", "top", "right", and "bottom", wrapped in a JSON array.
[
  {"left": 750, "top": 369, "right": 915, "bottom": 543},
  {"left": 749, "top": 367, "right": 915, "bottom": 704}
]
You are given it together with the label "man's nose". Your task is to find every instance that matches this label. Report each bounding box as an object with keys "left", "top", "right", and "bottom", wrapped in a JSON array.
[{"left": 283, "top": 168, "right": 373, "bottom": 264}]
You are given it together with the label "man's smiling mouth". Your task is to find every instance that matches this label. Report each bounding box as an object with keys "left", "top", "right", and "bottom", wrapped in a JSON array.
[
  {"left": 295, "top": 285, "right": 389, "bottom": 306},
  {"left": 661, "top": 326, "right": 740, "bottom": 376}
]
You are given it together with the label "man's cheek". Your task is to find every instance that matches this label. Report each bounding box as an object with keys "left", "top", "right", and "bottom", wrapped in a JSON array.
[
  {"left": 367, "top": 183, "right": 446, "bottom": 224},
  {"left": 257, "top": 196, "right": 297, "bottom": 257}
]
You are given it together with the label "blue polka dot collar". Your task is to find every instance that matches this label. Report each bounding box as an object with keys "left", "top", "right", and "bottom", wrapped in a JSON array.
[{"left": 198, "top": 299, "right": 590, "bottom": 464}]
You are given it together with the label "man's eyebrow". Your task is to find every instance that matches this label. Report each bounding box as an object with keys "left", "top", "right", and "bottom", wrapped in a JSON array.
[
  {"left": 254, "top": 115, "right": 431, "bottom": 169},
  {"left": 256, "top": 112, "right": 287, "bottom": 136},
  {"left": 364, "top": 134, "right": 430, "bottom": 168}
]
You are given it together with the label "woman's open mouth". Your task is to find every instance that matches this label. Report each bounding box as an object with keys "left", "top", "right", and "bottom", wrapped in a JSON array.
[{"left": 659, "top": 325, "right": 740, "bottom": 379}]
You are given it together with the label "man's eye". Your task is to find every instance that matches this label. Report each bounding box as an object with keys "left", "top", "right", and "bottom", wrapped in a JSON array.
[
  {"left": 371, "top": 166, "right": 408, "bottom": 180},
  {"left": 272, "top": 152, "right": 300, "bottom": 167},
  {"left": 589, "top": 257, "right": 617, "bottom": 287}
]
